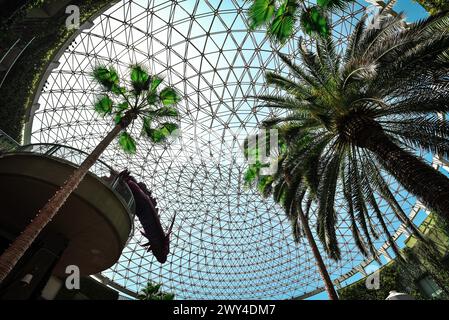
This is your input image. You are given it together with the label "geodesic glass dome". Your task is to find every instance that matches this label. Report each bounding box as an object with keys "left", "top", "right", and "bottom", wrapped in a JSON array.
[{"left": 26, "top": 0, "right": 438, "bottom": 299}]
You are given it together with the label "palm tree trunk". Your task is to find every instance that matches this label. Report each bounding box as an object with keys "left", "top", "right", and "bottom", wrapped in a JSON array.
[
  {"left": 297, "top": 204, "right": 339, "bottom": 300},
  {"left": 0, "top": 123, "right": 124, "bottom": 284},
  {"left": 363, "top": 131, "right": 449, "bottom": 224}
]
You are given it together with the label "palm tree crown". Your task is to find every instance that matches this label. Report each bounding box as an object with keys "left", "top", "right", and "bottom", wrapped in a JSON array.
[
  {"left": 137, "top": 281, "right": 175, "bottom": 300},
  {"left": 245, "top": 10, "right": 449, "bottom": 260},
  {"left": 93, "top": 64, "right": 181, "bottom": 152},
  {"left": 247, "top": 0, "right": 355, "bottom": 43}
]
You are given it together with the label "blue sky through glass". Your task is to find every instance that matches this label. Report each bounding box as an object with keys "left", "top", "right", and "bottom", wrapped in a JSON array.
[{"left": 395, "top": 0, "right": 429, "bottom": 21}]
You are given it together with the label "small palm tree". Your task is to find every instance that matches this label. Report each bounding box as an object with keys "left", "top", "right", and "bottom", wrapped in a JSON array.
[
  {"left": 246, "top": 8, "right": 449, "bottom": 277},
  {"left": 247, "top": 0, "right": 355, "bottom": 44},
  {"left": 0, "top": 64, "right": 181, "bottom": 283},
  {"left": 138, "top": 281, "right": 175, "bottom": 300}
]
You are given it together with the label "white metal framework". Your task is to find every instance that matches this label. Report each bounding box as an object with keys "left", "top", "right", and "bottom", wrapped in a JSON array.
[{"left": 26, "top": 0, "right": 445, "bottom": 299}]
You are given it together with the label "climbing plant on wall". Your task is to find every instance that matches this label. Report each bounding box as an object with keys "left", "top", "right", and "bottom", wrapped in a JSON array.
[{"left": 413, "top": 0, "right": 449, "bottom": 15}]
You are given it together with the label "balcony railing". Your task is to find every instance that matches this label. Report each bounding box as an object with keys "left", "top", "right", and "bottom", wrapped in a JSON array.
[
  {"left": 1, "top": 140, "right": 135, "bottom": 224},
  {"left": 0, "top": 129, "right": 20, "bottom": 153}
]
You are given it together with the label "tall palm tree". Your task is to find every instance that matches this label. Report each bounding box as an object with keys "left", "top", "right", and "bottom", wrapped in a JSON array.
[
  {"left": 0, "top": 64, "right": 181, "bottom": 283},
  {"left": 247, "top": 0, "right": 355, "bottom": 44},
  {"left": 244, "top": 122, "right": 426, "bottom": 299},
  {"left": 244, "top": 129, "right": 339, "bottom": 299},
  {"left": 137, "top": 281, "right": 175, "bottom": 300},
  {"left": 246, "top": 8, "right": 449, "bottom": 278}
]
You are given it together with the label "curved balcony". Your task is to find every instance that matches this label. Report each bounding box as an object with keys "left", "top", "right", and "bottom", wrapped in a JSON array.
[
  {"left": 15, "top": 143, "right": 136, "bottom": 217},
  {"left": 0, "top": 143, "right": 135, "bottom": 277}
]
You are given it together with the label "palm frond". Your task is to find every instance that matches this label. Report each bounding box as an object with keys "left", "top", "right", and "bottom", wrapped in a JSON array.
[
  {"left": 343, "top": 14, "right": 367, "bottom": 63},
  {"left": 277, "top": 51, "right": 320, "bottom": 88},
  {"left": 265, "top": 71, "right": 310, "bottom": 98},
  {"left": 248, "top": 0, "right": 276, "bottom": 30},
  {"left": 118, "top": 131, "right": 137, "bottom": 154},
  {"left": 362, "top": 173, "right": 404, "bottom": 261},
  {"left": 93, "top": 65, "right": 121, "bottom": 93},
  {"left": 361, "top": 151, "right": 425, "bottom": 241},
  {"left": 357, "top": 13, "right": 406, "bottom": 60},
  {"left": 300, "top": 6, "right": 330, "bottom": 37},
  {"left": 317, "top": 152, "right": 341, "bottom": 260},
  {"left": 316, "top": 32, "right": 340, "bottom": 76},
  {"left": 382, "top": 116, "right": 449, "bottom": 158},
  {"left": 349, "top": 149, "right": 379, "bottom": 260},
  {"left": 268, "top": 0, "right": 298, "bottom": 44},
  {"left": 299, "top": 37, "right": 332, "bottom": 86},
  {"left": 379, "top": 0, "right": 398, "bottom": 15},
  {"left": 380, "top": 91, "right": 449, "bottom": 116},
  {"left": 130, "top": 64, "right": 150, "bottom": 94},
  {"left": 318, "top": 0, "right": 354, "bottom": 11},
  {"left": 342, "top": 162, "right": 369, "bottom": 257}
]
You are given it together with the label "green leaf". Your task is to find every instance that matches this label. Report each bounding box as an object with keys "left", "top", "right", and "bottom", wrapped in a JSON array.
[
  {"left": 142, "top": 117, "right": 152, "bottom": 135},
  {"left": 130, "top": 65, "right": 150, "bottom": 93},
  {"left": 118, "top": 132, "right": 136, "bottom": 154},
  {"left": 93, "top": 66, "right": 119, "bottom": 91},
  {"left": 159, "top": 87, "right": 180, "bottom": 106},
  {"left": 160, "top": 122, "right": 179, "bottom": 134},
  {"left": 246, "top": 144, "right": 259, "bottom": 161},
  {"left": 116, "top": 102, "right": 129, "bottom": 111},
  {"left": 146, "top": 128, "right": 165, "bottom": 143},
  {"left": 150, "top": 76, "right": 163, "bottom": 92},
  {"left": 114, "top": 113, "right": 123, "bottom": 124},
  {"left": 269, "top": 13, "right": 295, "bottom": 43},
  {"left": 150, "top": 284, "right": 161, "bottom": 293},
  {"left": 148, "top": 106, "right": 178, "bottom": 118},
  {"left": 268, "top": 0, "right": 298, "bottom": 43},
  {"left": 317, "top": 0, "right": 330, "bottom": 6},
  {"left": 243, "top": 166, "right": 258, "bottom": 186},
  {"left": 158, "top": 122, "right": 179, "bottom": 139},
  {"left": 93, "top": 66, "right": 110, "bottom": 82},
  {"left": 257, "top": 175, "right": 273, "bottom": 196},
  {"left": 111, "top": 84, "right": 126, "bottom": 95},
  {"left": 317, "top": 0, "right": 352, "bottom": 10},
  {"left": 279, "top": 143, "right": 287, "bottom": 155},
  {"left": 147, "top": 92, "right": 159, "bottom": 105},
  {"left": 94, "top": 96, "right": 113, "bottom": 116},
  {"left": 145, "top": 122, "right": 179, "bottom": 143},
  {"left": 162, "top": 293, "right": 175, "bottom": 300},
  {"left": 300, "top": 6, "right": 330, "bottom": 37},
  {"left": 248, "top": 0, "right": 276, "bottom": 30},
  {"left": 279, "top": 189, "right": 287, "bottom": 208}
]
